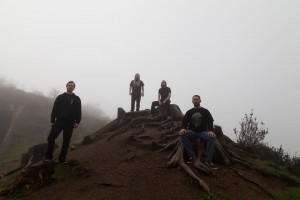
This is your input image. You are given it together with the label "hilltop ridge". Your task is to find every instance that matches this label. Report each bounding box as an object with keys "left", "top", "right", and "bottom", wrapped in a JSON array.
[{"left": 0, "top": 105, "right": 296, "bottom": 200}]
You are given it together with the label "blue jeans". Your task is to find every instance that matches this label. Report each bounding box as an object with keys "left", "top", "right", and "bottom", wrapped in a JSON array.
[{"left": 181, "top": 130, "right": 216, "bottom": 163}]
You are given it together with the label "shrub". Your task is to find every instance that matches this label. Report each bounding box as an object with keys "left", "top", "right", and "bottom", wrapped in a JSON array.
[
  {"left": 288, "top": 155, "right": 300, "bottom": 177},
  {"left": 234, "top": 110, "right": 268, "bottom": 149}
]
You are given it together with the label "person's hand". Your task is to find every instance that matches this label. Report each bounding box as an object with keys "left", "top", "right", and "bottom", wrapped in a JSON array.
[
  {"left": 141, "top": 92, "right": 144, "bottom": 97},
  {"left": 74, "top": 123, "right": 79, "bottom": 129},
  {"left": 178, "top": 129, "right": 186, "bottom": 135},
  {"left": 129, "top": 92, "right": 132, "bottom": 95},
  {"left": 208, "top": 131, "right": 216, "bottom": 137}
]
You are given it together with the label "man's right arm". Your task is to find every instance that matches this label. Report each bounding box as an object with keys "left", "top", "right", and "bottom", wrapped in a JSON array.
[
  {"left": 129, "top": 81, "right": 133, "bottom": 95},
  {"left": 178, "top": 111, "right": 189, "bottom": 135},
  {"left": 51, "top": 96, "right": 59, "bottom": 123}
]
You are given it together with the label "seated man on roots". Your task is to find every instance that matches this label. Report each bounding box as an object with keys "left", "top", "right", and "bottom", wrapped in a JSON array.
[
  {"left": 150, "top": 80, "right": 171, "bottom": 117},
  {"left": 178, "top": 95, "right": 217, "bottom": 169}
]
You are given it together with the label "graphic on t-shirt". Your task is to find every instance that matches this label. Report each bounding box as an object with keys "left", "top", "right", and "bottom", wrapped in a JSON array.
[{"left": 192, "top": 112, "right": 202, "bottom": 129}]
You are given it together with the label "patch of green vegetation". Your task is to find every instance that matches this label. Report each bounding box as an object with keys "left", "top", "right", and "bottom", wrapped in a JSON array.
[
  {"left": 52, "top": 163, "right": 74, "bottom": 181},
  {"left": 0, "top": 173, "right": 17, "bottom": 188},
  {"left": 273, "top": 187, "right": 300, "bottom": 200},
  {"left": 254, "top": 159, "right": 300, "bottom": 186},
  {"left": 0, "top": 141, "right": 36, "bottom": 164},
  {"left": 52, "top": 160, "right": 87, "bottom": 182}
]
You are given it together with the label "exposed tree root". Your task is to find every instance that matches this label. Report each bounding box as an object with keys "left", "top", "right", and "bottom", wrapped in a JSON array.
[
  {"left": 232, "top": 168, "right": 274, "bottom": 198},
  {"left": 166, "top": 140, "right": 212, "bottom": 194}
]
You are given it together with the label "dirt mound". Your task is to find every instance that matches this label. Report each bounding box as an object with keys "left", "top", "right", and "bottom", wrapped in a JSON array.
[{"left": 1, "top": 106, "right": 293, "bottom": 199}]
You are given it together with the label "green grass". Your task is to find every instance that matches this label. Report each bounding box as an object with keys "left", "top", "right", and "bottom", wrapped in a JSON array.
[
  {"left": 52, "top": 160, "right": 87, "bottom": 182},
  {"left": 0, "top": 173, "right": 17, "bottom": 188},
  {"left": 273, "top": 187, "right": 300, "bottom": 200},
  {"left": 254, "top": 159, "right": 300, "bottom": 185}
]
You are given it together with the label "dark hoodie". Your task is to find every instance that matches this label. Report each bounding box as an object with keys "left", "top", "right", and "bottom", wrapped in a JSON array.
[{"left": 51, "top": 93, "right": 81, "bottom": 124}]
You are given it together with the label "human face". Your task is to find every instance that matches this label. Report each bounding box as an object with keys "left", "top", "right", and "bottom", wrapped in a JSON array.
[
  {"left": 66, "top": 83, "right": 75, "bottom": 93},
  {"left": 192, "top": 96, "right": 201, "bottom": 107},
  {"left": 161, "top": 80, "right": 166, "bottom": 87},
  {"left": 134, "top": 73, "right": 140, "bottom": 81}
]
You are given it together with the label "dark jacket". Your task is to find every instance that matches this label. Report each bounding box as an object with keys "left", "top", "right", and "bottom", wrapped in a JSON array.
[
  {"left": 181, "top": 107, "right": 214, "bottom": 132},
  {"left": 51, "top": 93, "right": 81, "bottom": 124}
]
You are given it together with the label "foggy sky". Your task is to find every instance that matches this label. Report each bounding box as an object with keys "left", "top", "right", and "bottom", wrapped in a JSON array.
[{"left": 1, "top": 0, "right": 299, "bottom": 153}]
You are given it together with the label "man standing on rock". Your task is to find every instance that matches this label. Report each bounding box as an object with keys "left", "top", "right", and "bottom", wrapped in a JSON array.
[
  {"left": 178, "top": 95, "right": 216, "bottom": 168},
  {"left": 129, "top": 73, "right": 144, "bottom": 112},
  {"left": 44, "top": 81, "right": 81, "bottom": 164}
]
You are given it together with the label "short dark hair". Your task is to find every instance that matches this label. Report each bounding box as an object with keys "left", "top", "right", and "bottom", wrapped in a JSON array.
[
  {"left": 193, "top": 95, "right": 200, "bottom": 99},
  {"left": 66, "top": 81, "right": 76, "bottom": 87}
]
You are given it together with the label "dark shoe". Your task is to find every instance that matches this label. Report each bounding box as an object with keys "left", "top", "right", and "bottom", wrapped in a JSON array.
[
  {"left": 203, "top": 161, "right": 218, "bottom": 169},
  {"left": 186, "top": 155, "right": 196, "bottom": 164},
  {"left": 43, "top": 158, "right": 52, "bottom": 162},
  {"left": 59, "top": 160, "right": 69, "bottom": 165}
]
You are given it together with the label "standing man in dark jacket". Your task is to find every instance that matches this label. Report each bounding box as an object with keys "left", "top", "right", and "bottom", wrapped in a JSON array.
[
  {"left": 129, "top": 73, "right": 144, "bottom": 112},
  {"left": 44, "top": 81, "right": 81, "bottom": 164},
  {"left": 178, "top": 95, "right": 216, "bottom": 168}
]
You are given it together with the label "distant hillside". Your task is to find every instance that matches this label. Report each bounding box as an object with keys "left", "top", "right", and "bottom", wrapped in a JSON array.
[{"left": 0, "top": 82, "right": 110, "bottom": 172}]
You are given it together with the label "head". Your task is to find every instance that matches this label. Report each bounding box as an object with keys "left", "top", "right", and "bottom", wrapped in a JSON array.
[
  {"left": 134, "top": 73, "right": 140, "bottom": 82},
  {"left": 161, "top": 80, "right": 167, "bottom": 88},
  {"left": 192, "top": 95, "right": 201, "bottom": 107},
  {"left": 66, "top": 81, "right": 75, "bottom": 93}
]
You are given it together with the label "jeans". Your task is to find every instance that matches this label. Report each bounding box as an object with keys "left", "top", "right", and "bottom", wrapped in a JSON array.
[
  {"left": 45, "top": 120, "right": 74, "bottom": 162},
  {"left": 181, "top": 130, "right": 216, "bottom": 163},
  {"left": 131, "top": 95, "right": 141, "bottom": 111}
]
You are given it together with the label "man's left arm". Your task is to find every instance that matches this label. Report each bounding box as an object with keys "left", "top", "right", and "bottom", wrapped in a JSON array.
[
  {"left": 141, "top": 86, "right": 144, "bottom": 97},
  {"left": 206, "top": 110, "right": 215, "bottom": 137},
  {"left": 74, "top": 97, "right": 81, "bottom": 128},
  {"left": 163, "top": 92, "right": 171, "bottom": 104}
]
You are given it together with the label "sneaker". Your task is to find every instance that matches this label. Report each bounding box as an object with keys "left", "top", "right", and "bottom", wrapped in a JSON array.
[
  {"left": 209, "top": 163, "right": 218, "bottom": 169},
  {"left": 203, "top": 161, "right": 218, "bottom": 169},
  {"left": 186, "top": 155, "right": 196, "bottom": 164}
]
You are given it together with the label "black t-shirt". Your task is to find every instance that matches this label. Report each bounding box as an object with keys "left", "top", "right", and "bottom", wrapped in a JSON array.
[
  {"left": 181, "top": 107, "right": 214, "bottom": 132},
  {"left": 130, "top": 80, "right": 144, "bottom": 97},
  {"left": 159, "top": 87, "right": 171, "bottom": 101}
]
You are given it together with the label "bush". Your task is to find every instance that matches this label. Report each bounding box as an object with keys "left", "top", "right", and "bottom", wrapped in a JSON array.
[
  {"left": 234, "top": 110, "right": 268, "bottom": 149},
  {"left": 288, "top": 156, "right": 300, "bottom": 177}
]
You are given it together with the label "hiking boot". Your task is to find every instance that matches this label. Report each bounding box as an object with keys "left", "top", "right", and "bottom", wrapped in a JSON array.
[
  {"left": 186, "top": 155, "right": 196, "bottom": 164},
  {"left": 203, "top": 161, "right": 218, "bottom": 169}
]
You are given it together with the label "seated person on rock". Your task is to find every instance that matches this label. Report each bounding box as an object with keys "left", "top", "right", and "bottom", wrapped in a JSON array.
[
  {"left": 150, "top": 80, "right": 171, "bottom": 116},
  {"left": 178, "top": 95, "right": 216, "bottom": 168}
]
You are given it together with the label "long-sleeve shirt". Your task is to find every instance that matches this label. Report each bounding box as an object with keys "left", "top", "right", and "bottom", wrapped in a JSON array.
[{"left": 181, "top": 107, "right": 214, "bottom": 132}]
